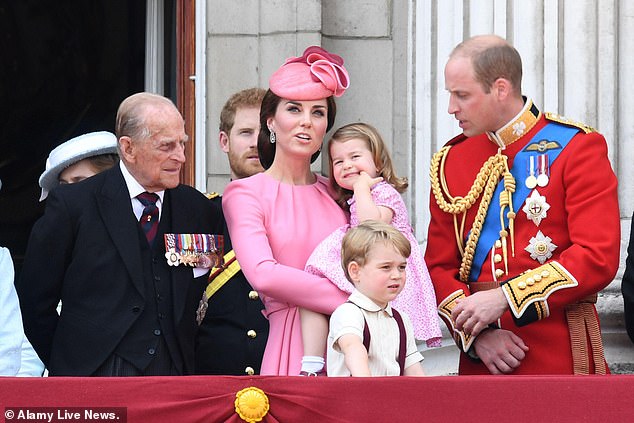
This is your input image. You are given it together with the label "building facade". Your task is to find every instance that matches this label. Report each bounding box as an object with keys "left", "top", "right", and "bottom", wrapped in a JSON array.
[{"left": 199, "top": 0, "right": 634, "bottom": 374}]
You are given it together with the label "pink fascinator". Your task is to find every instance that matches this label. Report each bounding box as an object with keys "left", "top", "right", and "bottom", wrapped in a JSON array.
[{"left": 269, "top": 46, "right": 350, "bottom": 100}]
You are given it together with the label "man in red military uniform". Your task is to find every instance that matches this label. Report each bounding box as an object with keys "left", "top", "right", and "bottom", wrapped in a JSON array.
[{"left": 425, "top": 34, "right": 620, "bottom": 375}]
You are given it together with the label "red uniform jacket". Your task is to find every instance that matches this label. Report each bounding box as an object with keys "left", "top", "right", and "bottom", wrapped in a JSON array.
[{"left": 426, "top": 104, "right": 619, "bottom": 375}]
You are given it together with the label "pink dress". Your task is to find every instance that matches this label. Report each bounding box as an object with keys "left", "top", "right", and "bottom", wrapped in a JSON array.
[
  {"left": 223, "top": 172, "right": 349, "bottom": 375},
  {"left": 305, "top": 181, "right": 442, "bottom": 347}
]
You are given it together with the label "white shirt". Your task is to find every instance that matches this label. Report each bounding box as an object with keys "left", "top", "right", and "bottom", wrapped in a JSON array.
[
  {"left": 119, "top": 161, "right": 164, "bottom": 220},
  {"left": 327, "top": 289, "right": 423, "bottom": 377},
  {"left": 0, "top": 247, "right": 45, "bottom": 376},
  {"left": 120, "top": 162, "right": 207, "bottom": 277}
]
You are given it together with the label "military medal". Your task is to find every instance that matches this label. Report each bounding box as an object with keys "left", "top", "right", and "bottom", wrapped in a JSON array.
[
  {"left": 196, "top": 291, "right": 209, "bottom": 325},
  {"left": 163, "top": 233, "right": 224, "bottom": 268},
  {"left": 525, "top": 230, "right": 557, "bottom": 264},
  {"left": 536, "top": 154, "right": 549, "bottom": 187},
  {"left": 522, "top": 190, "right": 550, "bottom": 226},
  {"left": 165, "top": 246, "right": 181, "bottom": 266},
  {"left": 525, "top": 156, "right": 537, "bottom": 189}
]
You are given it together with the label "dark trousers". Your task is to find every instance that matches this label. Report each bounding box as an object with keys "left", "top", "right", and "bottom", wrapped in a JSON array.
[{"left": 92, "top": 337, "right": 179, "bottom": 376}]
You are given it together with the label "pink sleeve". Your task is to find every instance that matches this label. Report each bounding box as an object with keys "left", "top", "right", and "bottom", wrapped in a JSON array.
[{"left": 223, "top": 179, "right": 348, "bottom": 315}]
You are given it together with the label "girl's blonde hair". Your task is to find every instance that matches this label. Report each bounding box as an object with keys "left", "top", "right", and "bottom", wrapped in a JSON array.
[{"left": 328, "top": 122, "right": 408, "bottom": 209}]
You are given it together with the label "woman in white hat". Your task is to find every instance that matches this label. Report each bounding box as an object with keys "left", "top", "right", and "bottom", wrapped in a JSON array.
[{"left": 39, "top": 131, "right": 119, "bottom": 201}]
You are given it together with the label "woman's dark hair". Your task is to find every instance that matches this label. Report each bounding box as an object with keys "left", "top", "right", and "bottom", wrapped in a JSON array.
[{"left": 257, "top": 89, "right": 337, "bottom": 169}]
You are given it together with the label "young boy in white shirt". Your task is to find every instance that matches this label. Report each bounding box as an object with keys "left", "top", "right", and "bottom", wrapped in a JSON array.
[{"left": 327, "top": 220, "right": 425, "bottom": 377}]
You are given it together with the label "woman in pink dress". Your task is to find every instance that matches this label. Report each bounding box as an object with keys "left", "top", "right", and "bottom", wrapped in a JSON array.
[{"left": 223, "top": 46, "right": 351, "bottom": 376}]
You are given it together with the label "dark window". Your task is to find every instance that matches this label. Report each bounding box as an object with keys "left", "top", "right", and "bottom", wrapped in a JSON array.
[{"left": 0, "top": 1, "right": 146, "bottom": 274}]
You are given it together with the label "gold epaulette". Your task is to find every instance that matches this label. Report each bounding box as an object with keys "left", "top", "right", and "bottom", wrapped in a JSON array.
[
  {"left": 204, "top": 192, "right": 221, "bottom": 200},
  {"left": 545, "top": 112, "right": 596, "bottom": 134}
]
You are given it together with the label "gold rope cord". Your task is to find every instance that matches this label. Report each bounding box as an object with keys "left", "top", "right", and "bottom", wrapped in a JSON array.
[
  {"left": 565, "top": 295, "right": 607, "bottom": 375},
  {"left": 430, "top": 146, "right": 516, "bottom": 282}
]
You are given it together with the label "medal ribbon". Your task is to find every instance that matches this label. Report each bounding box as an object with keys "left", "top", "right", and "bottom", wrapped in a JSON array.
[
  {"left": 469, "top": 123, "right": 579, "bottom": 281},
  {"left": 163, "top": 233, "right": 224, "bottom": 267}
]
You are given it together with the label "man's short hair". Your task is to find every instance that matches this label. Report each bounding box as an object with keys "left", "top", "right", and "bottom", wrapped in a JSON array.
[
  {"left": 341, "top": 220, "right": 411, "bottom": 283},
  {"left": 115, "top": 92, "right": 176, "bottom": 142},
  {"left": 219, "top": 88, "right": 266, "bottom": 134},
  {"left": 451, "top": 35, "right": 523, "bottom": 94}
]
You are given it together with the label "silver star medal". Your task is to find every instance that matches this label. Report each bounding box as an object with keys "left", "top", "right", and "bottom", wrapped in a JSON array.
[
  {"left": 525, "top": 230, "right": 557, "bottom": 264},
  {"left": 165, "top": 247, "right": 181, "bottom": 266},
  {"left": 522, "top": 190, "right": 550, "bottom": 226}
]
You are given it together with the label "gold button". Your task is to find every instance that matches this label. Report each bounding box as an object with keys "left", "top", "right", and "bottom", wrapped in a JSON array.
[
  {"left": 248, "top": 290, "right": 259, "bottom": 300},
  {"left": 247, "top": 330, "right": 257, "bottom": 338},
  {"left": 495, "top": 240, "right": 502, "bottom": 248},
  {"left": 495, "top": 268, "right": 504, "bottom": 278},
  {"left": 541, "top": 270, "right": 550, "bottom": 278},
  {"left": 518, "top": 281, "right": 527, "bottom": 290},
  {"left": 245, "top": 366, "right": 255, "bottom": 375},
  {"left": 526, "top": 277, "right": 535, "bottom": 286},
  {"left": 533, "top": 274, "right": 542, "bottom": 282},
  {"left": 494, "top": 254, "right": 502, "bottom": 263}
]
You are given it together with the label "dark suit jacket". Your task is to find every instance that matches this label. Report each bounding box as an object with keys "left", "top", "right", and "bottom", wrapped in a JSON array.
[
  {"left": 17, "top": 165, "right": 222, "bottom": 375},
  {"left": 195, "top": 195, "right": 269, "bottom": 375},
  {"left": 622, "top": 212, "right": 634, "bottom": 344}
]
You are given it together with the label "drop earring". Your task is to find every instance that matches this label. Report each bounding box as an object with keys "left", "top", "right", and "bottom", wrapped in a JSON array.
[{"left": 269, "top": 131, "right": 276, "bottom": 144}]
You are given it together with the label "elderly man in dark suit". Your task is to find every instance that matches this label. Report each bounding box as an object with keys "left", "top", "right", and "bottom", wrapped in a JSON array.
[{"left": 17, "top": 92, "right": 222, "bottom": 376}]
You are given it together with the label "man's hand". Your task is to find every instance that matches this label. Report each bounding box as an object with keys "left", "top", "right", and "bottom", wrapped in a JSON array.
[
  {"left": 452, "top": 288, "right": 508, "bottom": 336},
  {"left": 473, "top": 329, "right": 528, "bottom": 375}
]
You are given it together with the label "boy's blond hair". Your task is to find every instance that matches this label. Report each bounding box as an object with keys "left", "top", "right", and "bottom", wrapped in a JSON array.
[{"left": 341, "top": 220, "right": 411, "bottom": 283}]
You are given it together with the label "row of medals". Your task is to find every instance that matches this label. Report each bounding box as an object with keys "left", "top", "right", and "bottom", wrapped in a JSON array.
[{"left": 494, "top": 153, "right": 556, "bottom": 282}]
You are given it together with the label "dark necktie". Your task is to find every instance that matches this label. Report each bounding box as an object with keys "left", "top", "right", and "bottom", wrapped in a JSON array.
[{"left": 137, "top": 192, "right": 160, "bottom": 245}]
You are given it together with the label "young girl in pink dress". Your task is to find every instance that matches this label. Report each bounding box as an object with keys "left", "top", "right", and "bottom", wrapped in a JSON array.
[{"left": 300, "top": 122, "right": 442, "bottom": 375}]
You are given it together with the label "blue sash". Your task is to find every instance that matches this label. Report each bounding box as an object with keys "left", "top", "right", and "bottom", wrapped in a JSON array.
[{"left": 469, "top": 123, "right": 579, "bottom": 280}]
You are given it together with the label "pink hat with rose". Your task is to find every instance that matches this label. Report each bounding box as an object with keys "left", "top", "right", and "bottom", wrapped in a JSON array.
[{"left": 269, "top": 46, "right": 350, "bottom": 100}]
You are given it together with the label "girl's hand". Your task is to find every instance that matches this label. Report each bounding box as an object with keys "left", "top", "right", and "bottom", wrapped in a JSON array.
[{"left": 353, "top": 171, "right": 383, "bottom": 192}]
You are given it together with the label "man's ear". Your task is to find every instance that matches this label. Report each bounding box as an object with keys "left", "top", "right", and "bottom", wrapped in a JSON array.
[
  {"left": 493, "top": 77, "right": 512, "bottom": 101},
  {"left": 219, "top": 131, "right": 230, "bottom": 153},
  {"left": 118, "top": 136, "right": 135, "bottom": 163},
  {"left": 347, "top": 261, "right": 361, "bottom": 283}
]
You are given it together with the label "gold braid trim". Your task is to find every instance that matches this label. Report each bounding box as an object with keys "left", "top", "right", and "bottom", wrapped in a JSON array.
[
  {"left": 565, "top": 294, "right": 607, "bottom": 375},
  {"left": 437, "top": 289, "right": 475, "bottom": 352},
  {"left": 430, "top": 146, "right": 516, "bottom": 282}
]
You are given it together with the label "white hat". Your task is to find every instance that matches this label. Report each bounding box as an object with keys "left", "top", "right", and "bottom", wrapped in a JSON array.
[{"left": 39, "top": 131, "right": 119, "bottom": 201}]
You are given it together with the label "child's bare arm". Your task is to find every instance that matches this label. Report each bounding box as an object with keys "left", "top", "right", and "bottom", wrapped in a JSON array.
[
  {"left": 404, "top": 361, "right": 425, "bottom": 376},
  {"left": 337, "top": 333, "right": 372, "bottom": 376},
  {"left": 353, "top": 172, "right": 393, "bottom": 223}
]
